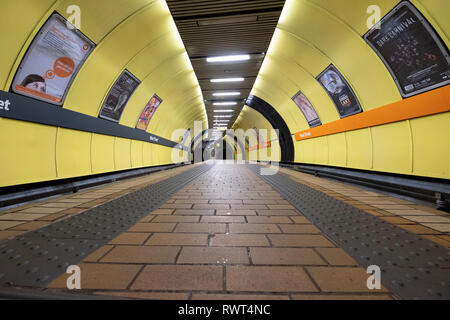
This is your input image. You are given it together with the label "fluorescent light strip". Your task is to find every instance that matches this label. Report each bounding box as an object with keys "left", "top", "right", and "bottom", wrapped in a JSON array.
[
  {"left": 213, "top": 110, "right": 234, "bottom": 113},
  {"left": 210, "top": 78, "right": 244, "bottom": 83},
  {"left": 214, "top": 115, "right": 232, "bottom": 118},
  {"left": 213, "top": 102, "right": 237, "bottom": 106},
  {"left": 213, "top": 92, "right": 240, "bottom": 97},
  {"left": 207, "top": 55, "right": 250, "bottom": 63}
]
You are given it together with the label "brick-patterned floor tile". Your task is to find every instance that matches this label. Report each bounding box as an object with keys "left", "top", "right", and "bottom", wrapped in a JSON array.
[
  {"left": 268, "top": 235, "right": 335, "bottom": 247},
  {"left": 210, "top": 234, "right": 270, "bottom": 247},
  {"left": 177, "top": 247, "right": 249, "bottom": 264},
  {"left": 306, "top": 267, "right": 389, "bottom": 293},
  {"left": 257, "top": 209, "right": 300, "bottom": 216},
  {"left": 109, "top": 232, "right": 151, "bottom": 245},
  {"left": 152, "top": 216, "right": 200, "bottom": 223},
  {"left": 201, "top": 216, "right": 246, "bottom": 223},
  {"left": 149, "top": 209, "right": 174, "bottom": 215},
  {"left": 228, "top": 223, "right": 281, "bottom": 234},
  {"left": 174, "top": 223, "right": 226, "bottom": 233},
  {"left": 48, "top": 264, "right": 142, "bottom": 290},
  {"left": 316, "top": 248, "right": 358, "bottom": 266},
  {"left": 279, "top": 224, "right": 321, "bottom": 234},
  {"left": 84, "top": 245, "right": 114, "bottom": 262},
  {"left": 146, "top": 233, "right": 208, "bottom": 246},
  {"left": 216, "top": 209, "right": 257, "bottom": 216},
  {"left": 101, "top": 246, "right": 180, "bottom": 263},
  {"left": 127, "top": 223, "right": 176, "bottom": 233},
  {"left": 246, "top": 216, "right": 293, "bottom": 224},
  {"left": 131, "top": 265, "right": 223, "bottom": 291},
  {"left": 226, "top": 266, "right": 318, "bottom": 292},
  {"left": 174, "top": 209, "right": 215, "bottom": 216},
  {"left": 250, "top": 248, "right": 326, "bottom": 265},
  {"left": 290, "top": 216, "right": 311, "bottom": 224}
]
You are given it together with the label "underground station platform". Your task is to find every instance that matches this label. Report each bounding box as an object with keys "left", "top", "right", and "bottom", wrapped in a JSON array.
[{"left": 0, "top": 0, "right": 449, "bottom": 307}]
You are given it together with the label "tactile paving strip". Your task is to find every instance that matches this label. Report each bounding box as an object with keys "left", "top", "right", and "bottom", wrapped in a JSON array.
[
  {"left": 249, "top": 165, "right": 450, "bottom": 300},
  {"left": 0, "top": 163, "right": 214, "bottom": 288}
]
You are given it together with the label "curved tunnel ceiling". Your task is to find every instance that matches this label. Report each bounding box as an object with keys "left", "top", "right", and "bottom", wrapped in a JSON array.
[{"left": 166, "top": 0, "right": 286, "bottom": 132}]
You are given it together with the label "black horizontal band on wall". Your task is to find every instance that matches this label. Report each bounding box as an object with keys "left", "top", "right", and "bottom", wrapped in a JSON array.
[
  {"left": 246, "top": 95, "right": 295, "bottom": 162},
  {"left": 0, "top": 90, "right": 186, "bottom": 150}
]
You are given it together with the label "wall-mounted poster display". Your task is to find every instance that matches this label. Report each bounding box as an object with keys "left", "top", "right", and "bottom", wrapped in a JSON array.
[
  {"left": 364, "top": 1, "right": 450, "bottom": 98},
  {"left": 136, "top": 94, "right": 162, "bottom": 130},
  {"left": 292, "top": 91, "right": 322, "bottom": 128},
  {"left": 12, "top": 13, "right": 95, "bottom": 105},
  {"left": 317, "top": 65, "right": 363, "bottom": 118},
  {"left": 99, "top": 70, "right": 140, "bottom": 122}
]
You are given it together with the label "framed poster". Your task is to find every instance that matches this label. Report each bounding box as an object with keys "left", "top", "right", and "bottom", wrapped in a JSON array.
[
  {"left": 364, "top": 1, "right": 450, "bottom": 98},
  {"left": 12, "top": 13, "right": 95, "bottom": 105},
  {"left": 317, "top": 65, "right": 362, "bottom": 118},
  {"left": 99, "top": 70, "right": 140, "bottom": 122},
  {"left": 136, "top": 94, "right": 162, "bottom": 130},
  {"left": 292, "top": 91, "right": 322, "bottom": 128}
]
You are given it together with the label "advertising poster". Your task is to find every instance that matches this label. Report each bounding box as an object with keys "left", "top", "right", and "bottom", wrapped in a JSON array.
[
  {"left": 317, "top": 65, "right": 362, "bottom": 118},
  {"left": 99, "top": 70, "right": 140, "bottom": 122},
  {"left": 292, "top": 91, "right": 322, "bottom": 128},
  {"left": 364, "top": 1, "right": 450, "bottom": 98},
  {"left": 12, "top": 13, "right": 94, "bottom": 105},
  {"left": 136, "top": 94, "right": 163, "bottom": 130}
]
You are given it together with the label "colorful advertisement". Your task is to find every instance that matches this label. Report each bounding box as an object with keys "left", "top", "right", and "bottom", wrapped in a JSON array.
[
  {"left": 99, "top": 70, "right": 140, "bottom": 122},
  {"left": 292, "top": 91, "right": 322, "bottom": 128},
  {"left": 12, "top": 13, "right": 94, "bottom": 105},
  {"left": 136, "top": 94, "right": 163, "bottom": 130},
  {"left": 317, "top": 65, "right": 362, "bottom": 118},
  {"left": 364, "top": 1, "right": 450, "bottom": 98}
]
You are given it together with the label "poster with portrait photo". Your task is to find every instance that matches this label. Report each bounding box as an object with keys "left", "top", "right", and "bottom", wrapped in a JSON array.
[
  {"left": 136, "top": 94, "right": 163, "bottom": 130},
  {"left": 12, "top": 13, "right": 94, "bottom": 105},
  {"left": 364, "top": 1, "right": 450, "bottom": 98},
  {"left": 317, "top": 65, "right": 362, "bottom": 118},
  {"left": 99, "top": 70, "right": 140, "bottom": 122},
  {"left": 292, "top": 91, "right": 322, "bottom": 128}
]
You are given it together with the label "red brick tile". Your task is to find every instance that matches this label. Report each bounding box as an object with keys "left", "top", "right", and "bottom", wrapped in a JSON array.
[
  {"left": 101, "top": 245, "right": 180, "bottom": 263},
  {"left": 226, "top": 266, "right": 318, "bottom": 292},
  {"left": 177, "top": 247, "right": 249, "bottom": 264},
  {"left": 48, "top": 264, "right": 142, "bottom": 290},
  {"left": 246, "top": 216, "right": 293, "bottom": 224},
  {"left": 279, "top": 224, "right": 321, "bottom": 234},
  {"left": 127, "top": 223, "right": 175, "bottom": 233},
  {"left": 131, "top": 265, "right": 223, "bottom": 291},
  {"left": 210, "top": 234, "right": 270, "bottom": 247},
  {"left": 306, "top": 267, "right": 388, "bottom": 292},
  {"left": 228, "top": 223, "right": 281, "bottom": 234},
  {"left": 201, "top": 216, "right": 246, "bottom": 223},
  {"left": 174, "top": 209, "right": 215, "bottom": 216},
  {"left": 174, "top": 223, "right": 226, "bottom": 233},
  {"left": 250, "top": 248, "right": 326, "bottom": 265},
  {"left": 268, "top": 235, "right": 335, "bottom": 247},
  {"left": 216, "top": 209, "right": 257, "bottom": 216},
  {"left": 145, "top": 233, "right": 208, "bottom": 246}
]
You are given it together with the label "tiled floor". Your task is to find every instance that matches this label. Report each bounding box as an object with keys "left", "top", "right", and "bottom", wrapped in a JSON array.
[
  {"left": 0, "top": 165, "right": 194, "bottom": 240},
  {"left": 278, "top": 168, "right": 450, "bottom": 248},
  {"left": 46, "top": 163, "right": 394, "bottom": 300},
  {"left": 2, "top": 162, "right": 449, "bottom": 299}
]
